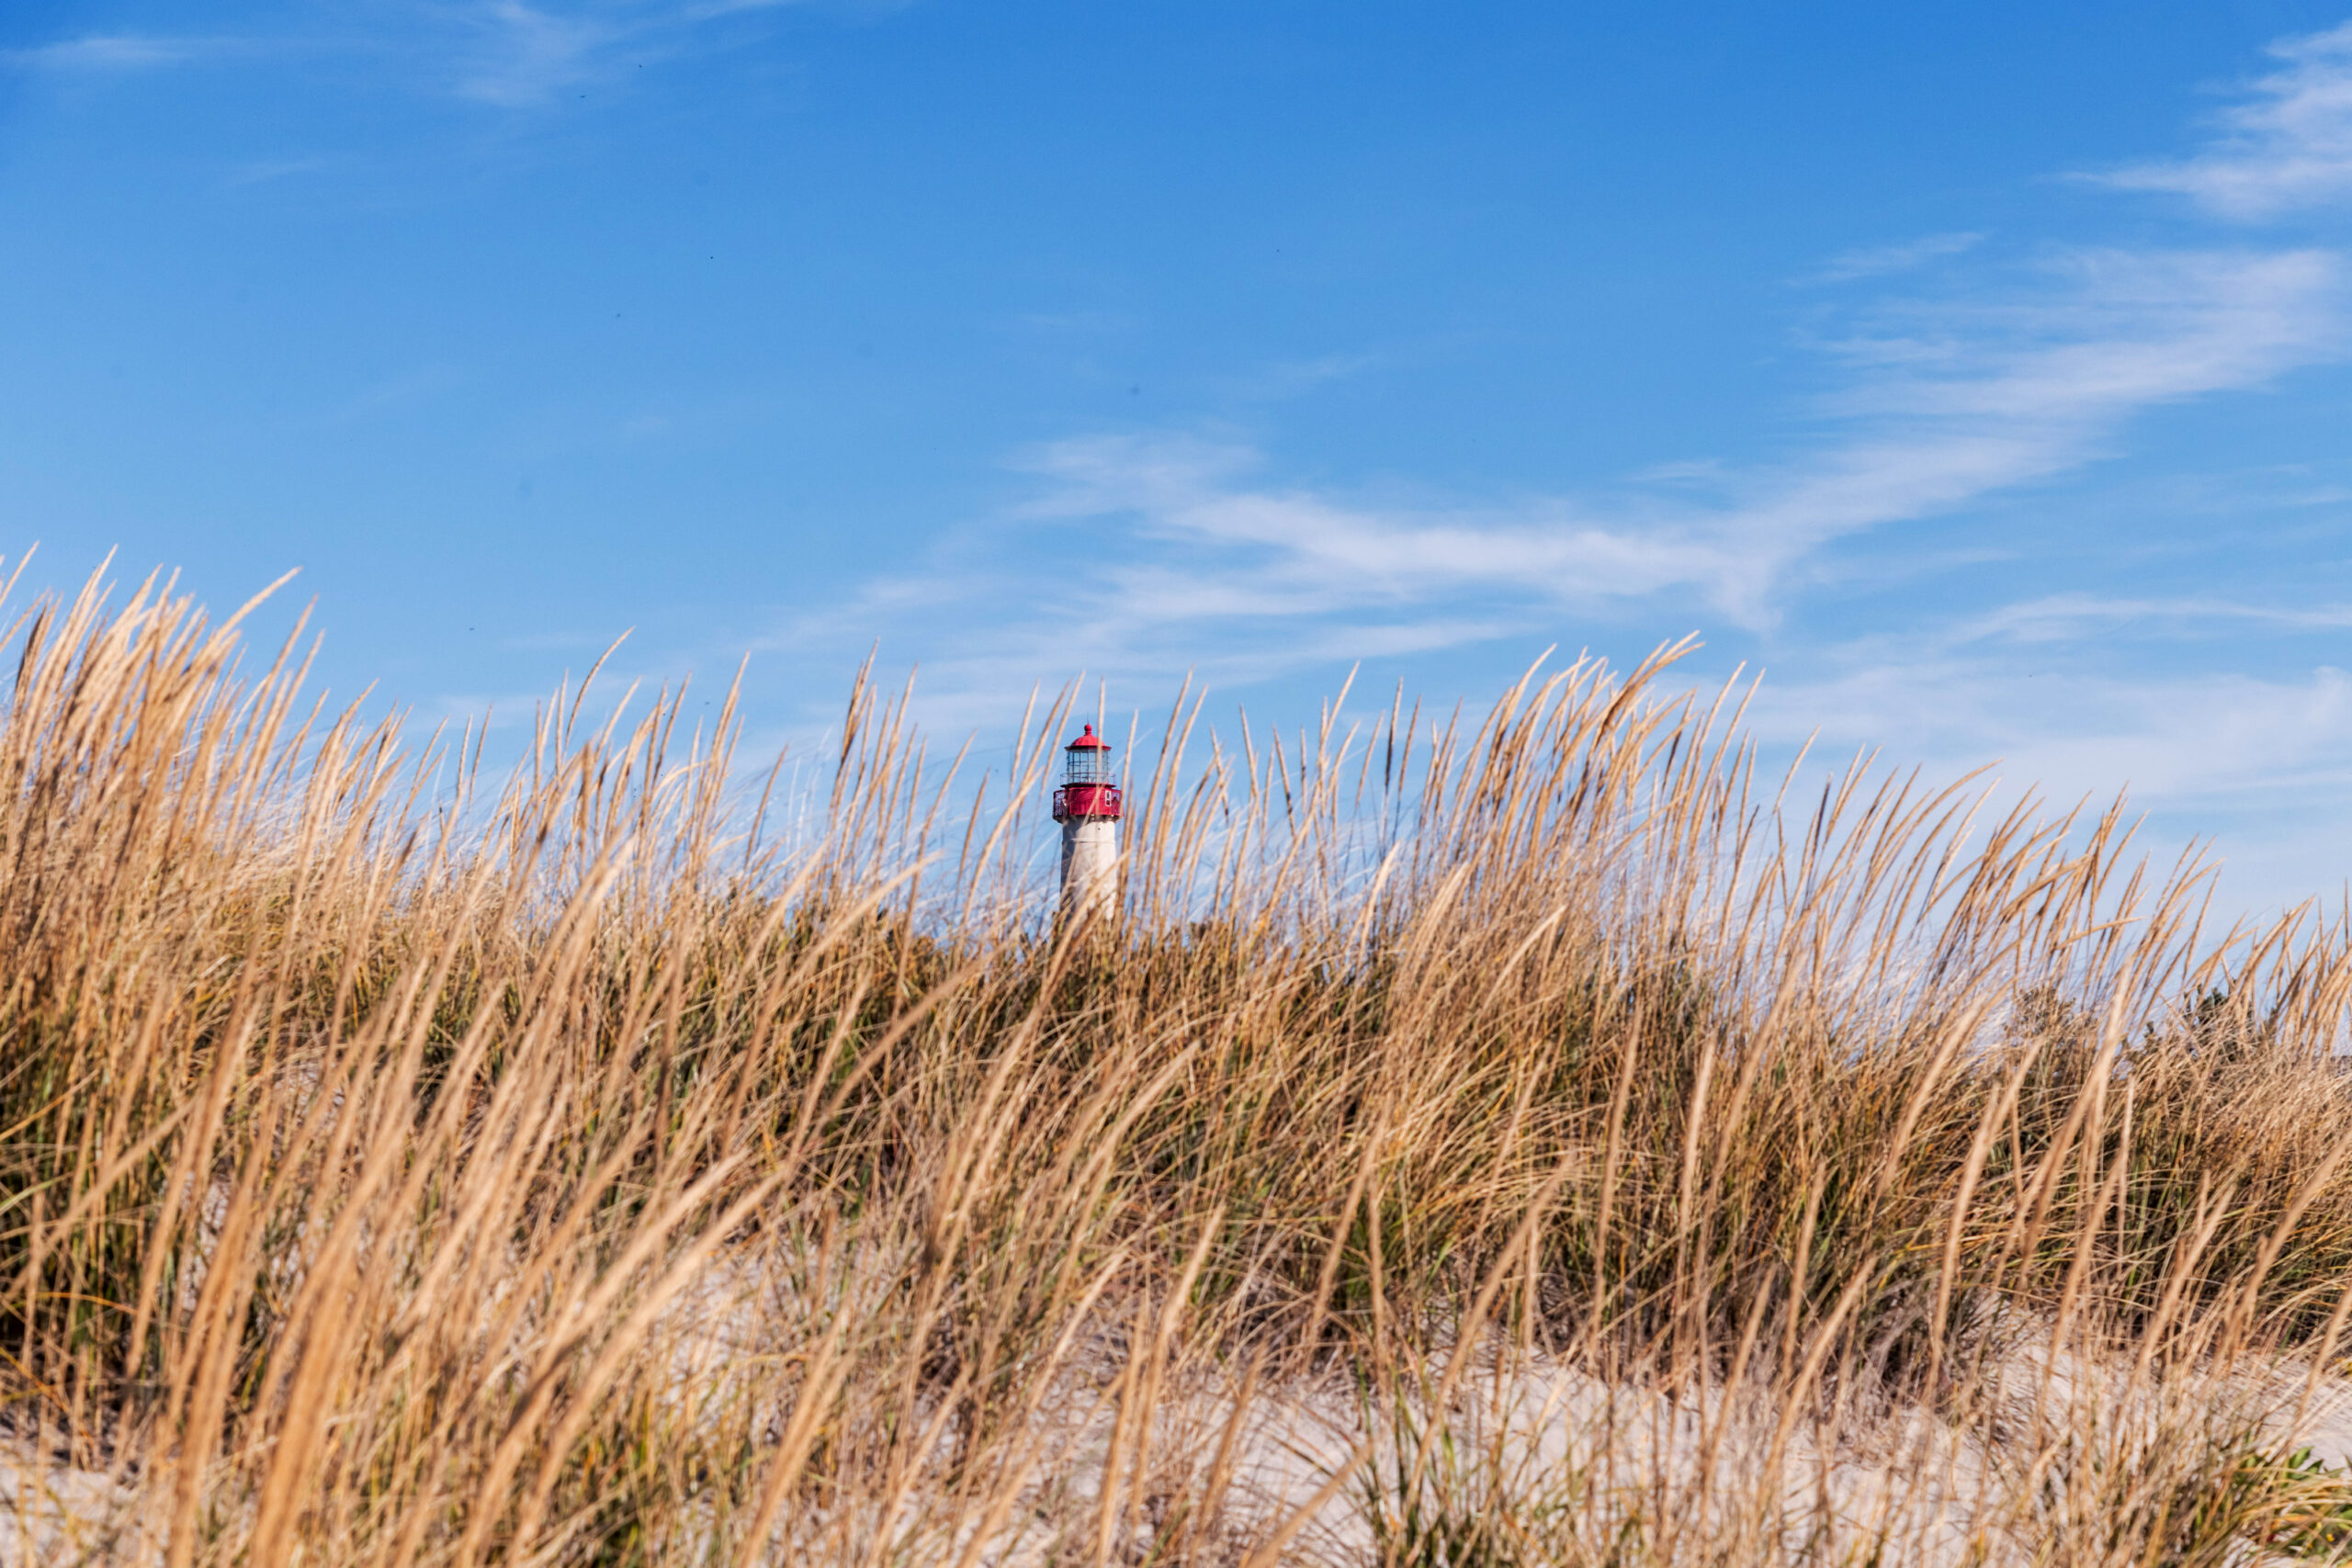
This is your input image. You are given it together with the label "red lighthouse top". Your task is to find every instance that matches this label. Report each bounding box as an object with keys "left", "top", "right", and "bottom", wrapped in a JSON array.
[{"left": 1053, "top": 725, "right": 1122, "bottom": 821}]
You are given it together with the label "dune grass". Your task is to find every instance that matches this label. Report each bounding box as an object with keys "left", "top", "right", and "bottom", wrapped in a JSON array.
[{"left": 6, "top": 567, "right": 2352, "bottom": 1564}]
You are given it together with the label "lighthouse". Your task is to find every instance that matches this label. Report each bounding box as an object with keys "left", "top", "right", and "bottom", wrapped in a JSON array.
[{"left": 1051, "top": 724, "right": 1122, "bottom": 921}]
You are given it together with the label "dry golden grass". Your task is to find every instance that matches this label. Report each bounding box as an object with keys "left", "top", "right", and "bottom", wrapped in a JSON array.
[{"left": 8, "top": 566, "right": 2352, "bottom": 1565}]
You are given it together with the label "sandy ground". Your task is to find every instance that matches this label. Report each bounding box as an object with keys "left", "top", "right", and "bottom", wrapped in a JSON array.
[
  {"left": 891, "top": 1320, "right": 2352, "bottom": 1565},
  {"left": 0, "top": 1447, "right": 149, "bottom": 1566},
  {"left": 23, "top": 1296, "right": 2352, "bottom": 1565}
]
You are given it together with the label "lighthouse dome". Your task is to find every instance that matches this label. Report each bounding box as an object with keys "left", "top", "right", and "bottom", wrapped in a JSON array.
[{"left": 1055, "top": 724, "right": 1121, "bottom": 817}]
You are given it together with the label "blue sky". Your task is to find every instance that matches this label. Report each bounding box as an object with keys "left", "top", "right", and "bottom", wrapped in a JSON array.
[{"left": 9, "top": 2, "right": 2352, "bottom": 915}]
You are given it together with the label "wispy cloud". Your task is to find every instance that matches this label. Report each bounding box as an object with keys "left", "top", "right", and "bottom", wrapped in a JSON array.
[
  {"left": 3, "top": 2, "right": 820, "bottom": 107},
  {"left": 447, "top": 0, "right": 811, "bottom": 106},
  {"left": 1736, "top": 644, "right": 2352, "bottom": 919},
  {"left": 2, "top": 34, "right": 254, "bottom": 72},
  {"left": 880, "top": 243, "right": 2339, "bottom": 679},
  {"left": 777, "top": 22, "right": 2352, "bottom": 744},
  {"left": 1745, "top": 648, "right": 2352, "bottom": 809},
  {"left": 298, "top": 364, "right": 468, "bottom": 428},
  {"left": 1948, "top": 592, "right": 2352, "bottom": 646},
  {"left": 1809, "top": 231, "right": 1984, "bottom": 284},
  {"left": 1219, "top": 353, "right": 1383, "bottom": 401},
  {"left": 2101, "top": 21, "right": 2352, "bottom": 220},
  {"left": 226, "top": 155, "right": 331, "bottom": 186},
  {"left": 452, "top": 1, "right": 622, "bottom": 105}
]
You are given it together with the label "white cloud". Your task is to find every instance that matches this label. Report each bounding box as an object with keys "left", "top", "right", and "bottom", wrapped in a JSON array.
[
  {"left": 3, "top": 4, "right": 815, "bottom": 107},
  {"left": 452, "top": 1, "right": 620, "bottom": 106},
  {"left": 1219, "top": 353, "right": 1384, "bottom": 401},
  {"left": 771, "top": 234, "right": 2347, "bottom": 761},
  {"left": 955, "top": 244, "right": 2341, "bottom": 663},
  {"left": 2102, "top": 21, "right": 2352, "bottom": 220},
  {"left": 1745, "top": 647, "right": 2352, "bottom": 795},
  {"left": 1948, "top": 593, "right": 2352, "bottom": 647},
  {"left": 1737, "top": 645, "right": 2352, "bottom": 915},
  {"left": 2, "top": 35, "right": 246, "bottom": 72},
  {"left": 1810, "top": 231, "right": 1984, "bottom": 284},
  {"left": 980, "top": 244, "right": 2345, "bottom": 668},
  {"left": 227, "top": 155, "right": 330, "bottom": 186},
  {"left": 764, "top": 237, "right": 2341, "bottom": 722},
  {"left": 447, "top": 0, "right": 815, "bottom": 106}
]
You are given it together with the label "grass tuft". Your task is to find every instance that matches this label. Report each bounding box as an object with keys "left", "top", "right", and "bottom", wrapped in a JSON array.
[{"left": 5, "top": 570, "right": 2352, "bottom": 1564}]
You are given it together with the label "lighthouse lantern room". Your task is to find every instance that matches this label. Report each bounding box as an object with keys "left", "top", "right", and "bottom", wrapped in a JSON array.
[{"left": 1051, "top": 724, "right": 1121, "bottom": 919}]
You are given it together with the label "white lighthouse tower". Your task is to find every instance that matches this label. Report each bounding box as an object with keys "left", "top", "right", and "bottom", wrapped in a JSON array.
[{"left": 1051, "top": 724, "right": 1122, "bottom": 921}]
